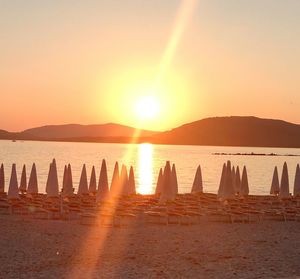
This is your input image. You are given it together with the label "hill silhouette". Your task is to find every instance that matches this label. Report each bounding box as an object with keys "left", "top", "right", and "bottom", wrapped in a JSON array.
[
  {"left": 0, "top": 129, "right": 33, "bottom": 140},
  {"left": 151, "top": 116, "right": 300, "bottom": 147},
  {"left": 23, "top": 123, "right": 157, "bottom": 139},
  {"left": 2, "top": 116, "right": 300, "bottom": 148}
]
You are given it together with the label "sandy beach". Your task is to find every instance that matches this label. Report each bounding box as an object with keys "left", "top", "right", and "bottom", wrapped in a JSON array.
[{"left": 1, "top": 215, "right": 300, "bottom": 279}]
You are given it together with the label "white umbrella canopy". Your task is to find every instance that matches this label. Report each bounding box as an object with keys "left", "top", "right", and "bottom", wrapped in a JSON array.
[
  {"left": 231, "top": 166, "right": 236, "bottom": 194},
  {"left": 110, "top": 162, "right": 120, "bottom": 196},
  {"left": 155, "top": 168, "right": 163, "bottom": 195},
  {"left": 293, "top": 164, "right": 300, "bottom": 197},
  {"left": 223, "top": 161, "right": 235, "bottom": 200},
  {"left": 240, "top": 166, "right": 249, "bottom": 197},
  {"left": 45, "top": 163, "right": 52, "bottom": 194},
  {"left": 280, "top": 162, "right": 290, "bottom": 198},
  {"left": 97, "top": 159, "right": 109, "bottom": 201},
  {"left": 62, "top": 164, "right": 74, "bottom": 197},
  {"left": 235, "top": 166, "right": 241, "bottom": 194},
  {"left": 67, "top": 164, "right": 74, "bottom": 191},
  {"left": 217, "top": 163, "right": 227, "bottom": 198},
  {"left": 62, "top": 165, "right": 68, "bottom": 193},
  {"left": 0, "top": 163, "right": 4, "bottom": 193},
  {"left": 270, "top": 166, "right": 280, "bottom": 195},
  {"left": 171, "top": 164, "right": 179, "bottom": 196},
  {"left": 128, "top": 166, "right": 136, "bottom": 195},
  {"left": 89, "top": 166, "right": 97, "bottom": 194},
  {"left": 191, "top": 165, "right": 203, "bottom": 193},
  {"left": 46, "top": 160, "right": 59, "bottom": 198},
  {"left": 78, "top": 164, "right": 89, "bottom": 195},
  {"left": 27, "top": 163, "right": 38, "bottom": 195},
  {"left": 8, "top": 164, "right": 19, "bottom": 199},
  {"left": 19, "top": 164, "right": 27, "bottom": 193},
  {"left": 159, "top": 161, "right": 174, "bottom": 203},
  {"left": 119, "top": 164, "right": 129, "bottom": 196}
]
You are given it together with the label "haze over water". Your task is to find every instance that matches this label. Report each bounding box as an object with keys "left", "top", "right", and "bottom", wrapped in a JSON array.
[{"left": 1, "top": 140, "right": 300, "bottom": 195}]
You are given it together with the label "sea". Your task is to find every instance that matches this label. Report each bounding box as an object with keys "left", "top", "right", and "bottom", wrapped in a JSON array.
[{"left": 1, "top": 140, "right": 300, "bottom": 195}]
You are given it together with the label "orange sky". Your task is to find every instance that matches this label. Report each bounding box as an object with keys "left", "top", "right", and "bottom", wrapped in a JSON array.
[{"left": 1, "top": 0, "right": 300, "bottom": 132}]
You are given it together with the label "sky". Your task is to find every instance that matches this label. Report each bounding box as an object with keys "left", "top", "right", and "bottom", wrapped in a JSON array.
[{"left": 0, "top": 0, "right": 300, "bottom": 132}]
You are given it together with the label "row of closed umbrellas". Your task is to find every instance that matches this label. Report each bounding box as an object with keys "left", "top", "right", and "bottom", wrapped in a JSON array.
[
  {"left": 270, "top": 162, "right": 300, "bottom": 197},
  {"left": 214, "top": 161, "right": 300, "bottom": 200},
  {"left": 0, "top": 159, "right": 137, "bottom": 201},
  {"left": 1, "top": 160, "right": 300, "bottom": 201},
  {"left": 151, "top": 160, "right": 300, "bottom": 201}
]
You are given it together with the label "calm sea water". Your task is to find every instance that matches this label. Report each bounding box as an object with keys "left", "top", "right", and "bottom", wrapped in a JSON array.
[{"left": 1, "top": 140, "right": 300, "bottom": 195}]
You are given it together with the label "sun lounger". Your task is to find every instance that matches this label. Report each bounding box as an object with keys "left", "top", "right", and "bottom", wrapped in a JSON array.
[
  {"left": 80, "top": 213, "right": 97, "bottom": 225},
  {"left": 0, "top": 202, "right": 11, "bottom": 215},
  {"left": 145, "top": 211, "right": 168, "bottom": 225}
]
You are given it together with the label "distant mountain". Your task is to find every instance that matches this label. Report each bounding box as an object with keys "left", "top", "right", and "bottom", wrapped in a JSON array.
[
  {"left": 0, "top": 129, "right": 33, "bottom": 140},
  {"left": 22, "top": 123, "right": 157, "bottom": 139},
  {"left": 151, "top": 116, "right": 300, "bottom": 148},
  {"left": 2, "top": 117, "right": 300, "bottom": 148},
  {"left": 0, "top": 129, "right": 15, "bottom": 139}
]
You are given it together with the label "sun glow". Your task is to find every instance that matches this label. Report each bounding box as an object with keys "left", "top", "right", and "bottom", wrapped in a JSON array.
[
  {"left": 135, "top": 95, "right": 160, "bottom": 120},
  {"left": 96, "top": 0, "right": 196, "bottom": 131}
]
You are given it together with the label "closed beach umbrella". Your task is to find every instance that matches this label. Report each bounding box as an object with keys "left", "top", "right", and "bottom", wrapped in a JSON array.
[
  {"left": 19, "top": 164, "right": 27, "bottom": 193},
  {"left": 27, "top": 163, "right": 38, "bottom": 195},
  {"left": 293, "top": 164, "right": 300, "bottom": 197},
  {"left": 155, "top": 168, "right": 163, "bottom": 195},
  {"left": 231, "top": 166, "right": 236, "bottom": 194},
  {"left": 45, "top": 163, "right": 52, "bottom": 194},
  {"left": 280, "top": 162, "right": 290, "bottom": 198},
  {"left": 89, "top": 166, "right": 97, "bottom": 194},
  {"left": 97, "top": 159, "right": 109, "bottom": 201},
  {"left": 171, "top": 164, "right": 178, "bottom": 196},
  {"left": 8, "top": 164, "right": 19, "bottom": 199},
  {"left": 270, "top": 166, "right": 280, "bottom": 195},
  {"left": 191, "top": 165, "right": 203, "bottom": 193},
  {"left": 67, "top": 164, "right": 73, "bottom": 191},
  {"left": 0, "top": 163, "right": 4, "bottom": 193},
  {"left": 120, "top": 164, "right": 129, "bottom": 195},
  {"left": 128, "top": 166, "right": 136, "bottom": 195},
  {"left": 240, "top": 166, "right": 249, "bottom": 197},
  {"left": 223, "top": 161, "right": 235, "bottom": 199},
  {"left": 78, "top": 164, "right": 89, "bottom": 195},
  {"left": 235, "top": 166, "right": 241, "bottom": 194},
  {"left": 110, "top": 162, "right": 119, "bottom": 196},
  {"left": 46, "top": 160, "right": 59, "bottom": 197},
  {"left": 159, "top": 161, "right": 174, "bottom": 203},
  {"left": 62, "top": 164, "right": 74, "bottom": 197},
  {"left": 62, "top": 165, "right": 68, "bottom": 193},
  {"left": 217, "top": 163, "right": 227, "bottom": 198}
]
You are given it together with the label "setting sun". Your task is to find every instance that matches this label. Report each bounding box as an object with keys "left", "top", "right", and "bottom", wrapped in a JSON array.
[{"left": 135, "top": 95, "right": 160, "bottom": 120}]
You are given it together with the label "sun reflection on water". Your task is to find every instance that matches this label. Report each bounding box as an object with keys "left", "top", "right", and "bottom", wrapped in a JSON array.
[{"left": 137, "top": 143, "right": 153, "bottom": 194}]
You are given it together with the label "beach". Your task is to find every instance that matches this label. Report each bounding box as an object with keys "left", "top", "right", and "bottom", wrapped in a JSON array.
[
  {"left": 2, "top": 0, "right": 300, "bottom": 278},
  {"left": 1, "top": 215, "right": 300, "bottom": 279}
]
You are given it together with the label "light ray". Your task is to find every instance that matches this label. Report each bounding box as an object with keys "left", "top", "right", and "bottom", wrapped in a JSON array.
[
  {"left": 67, "top": 1, "right": 197, "bottom": 277},
  {"left": 155, "top": 0, "right": 198, "bottom": 85}
]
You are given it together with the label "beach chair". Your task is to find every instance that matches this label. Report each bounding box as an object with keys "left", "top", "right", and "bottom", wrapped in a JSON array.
[
  {"left": 0, "top": 202, "right": 11, "bottom": 215},
  {"left": 80, "top": 212, "right": 97, "bottom": 225},
  {"left": 118, "top": 212, "right": 137, "bottom": 226},
  {"left": 145, "top": 211, "right": 168, "bottom": 225},
  {"left": 167, "top": 211, "right": 182, "bottom": 224}
]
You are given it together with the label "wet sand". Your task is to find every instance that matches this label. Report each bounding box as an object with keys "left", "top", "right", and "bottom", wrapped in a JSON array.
[{"left": 1, "top": 216, "right": 300, "bottom": 279}]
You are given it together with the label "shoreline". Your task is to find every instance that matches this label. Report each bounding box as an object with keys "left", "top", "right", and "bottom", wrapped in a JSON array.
[
  {"left": 3, "top": 138, "right": 300, "bottom": 150},
  {"left": 213, "top": 152, "right": 300, "bottom": 157}
]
